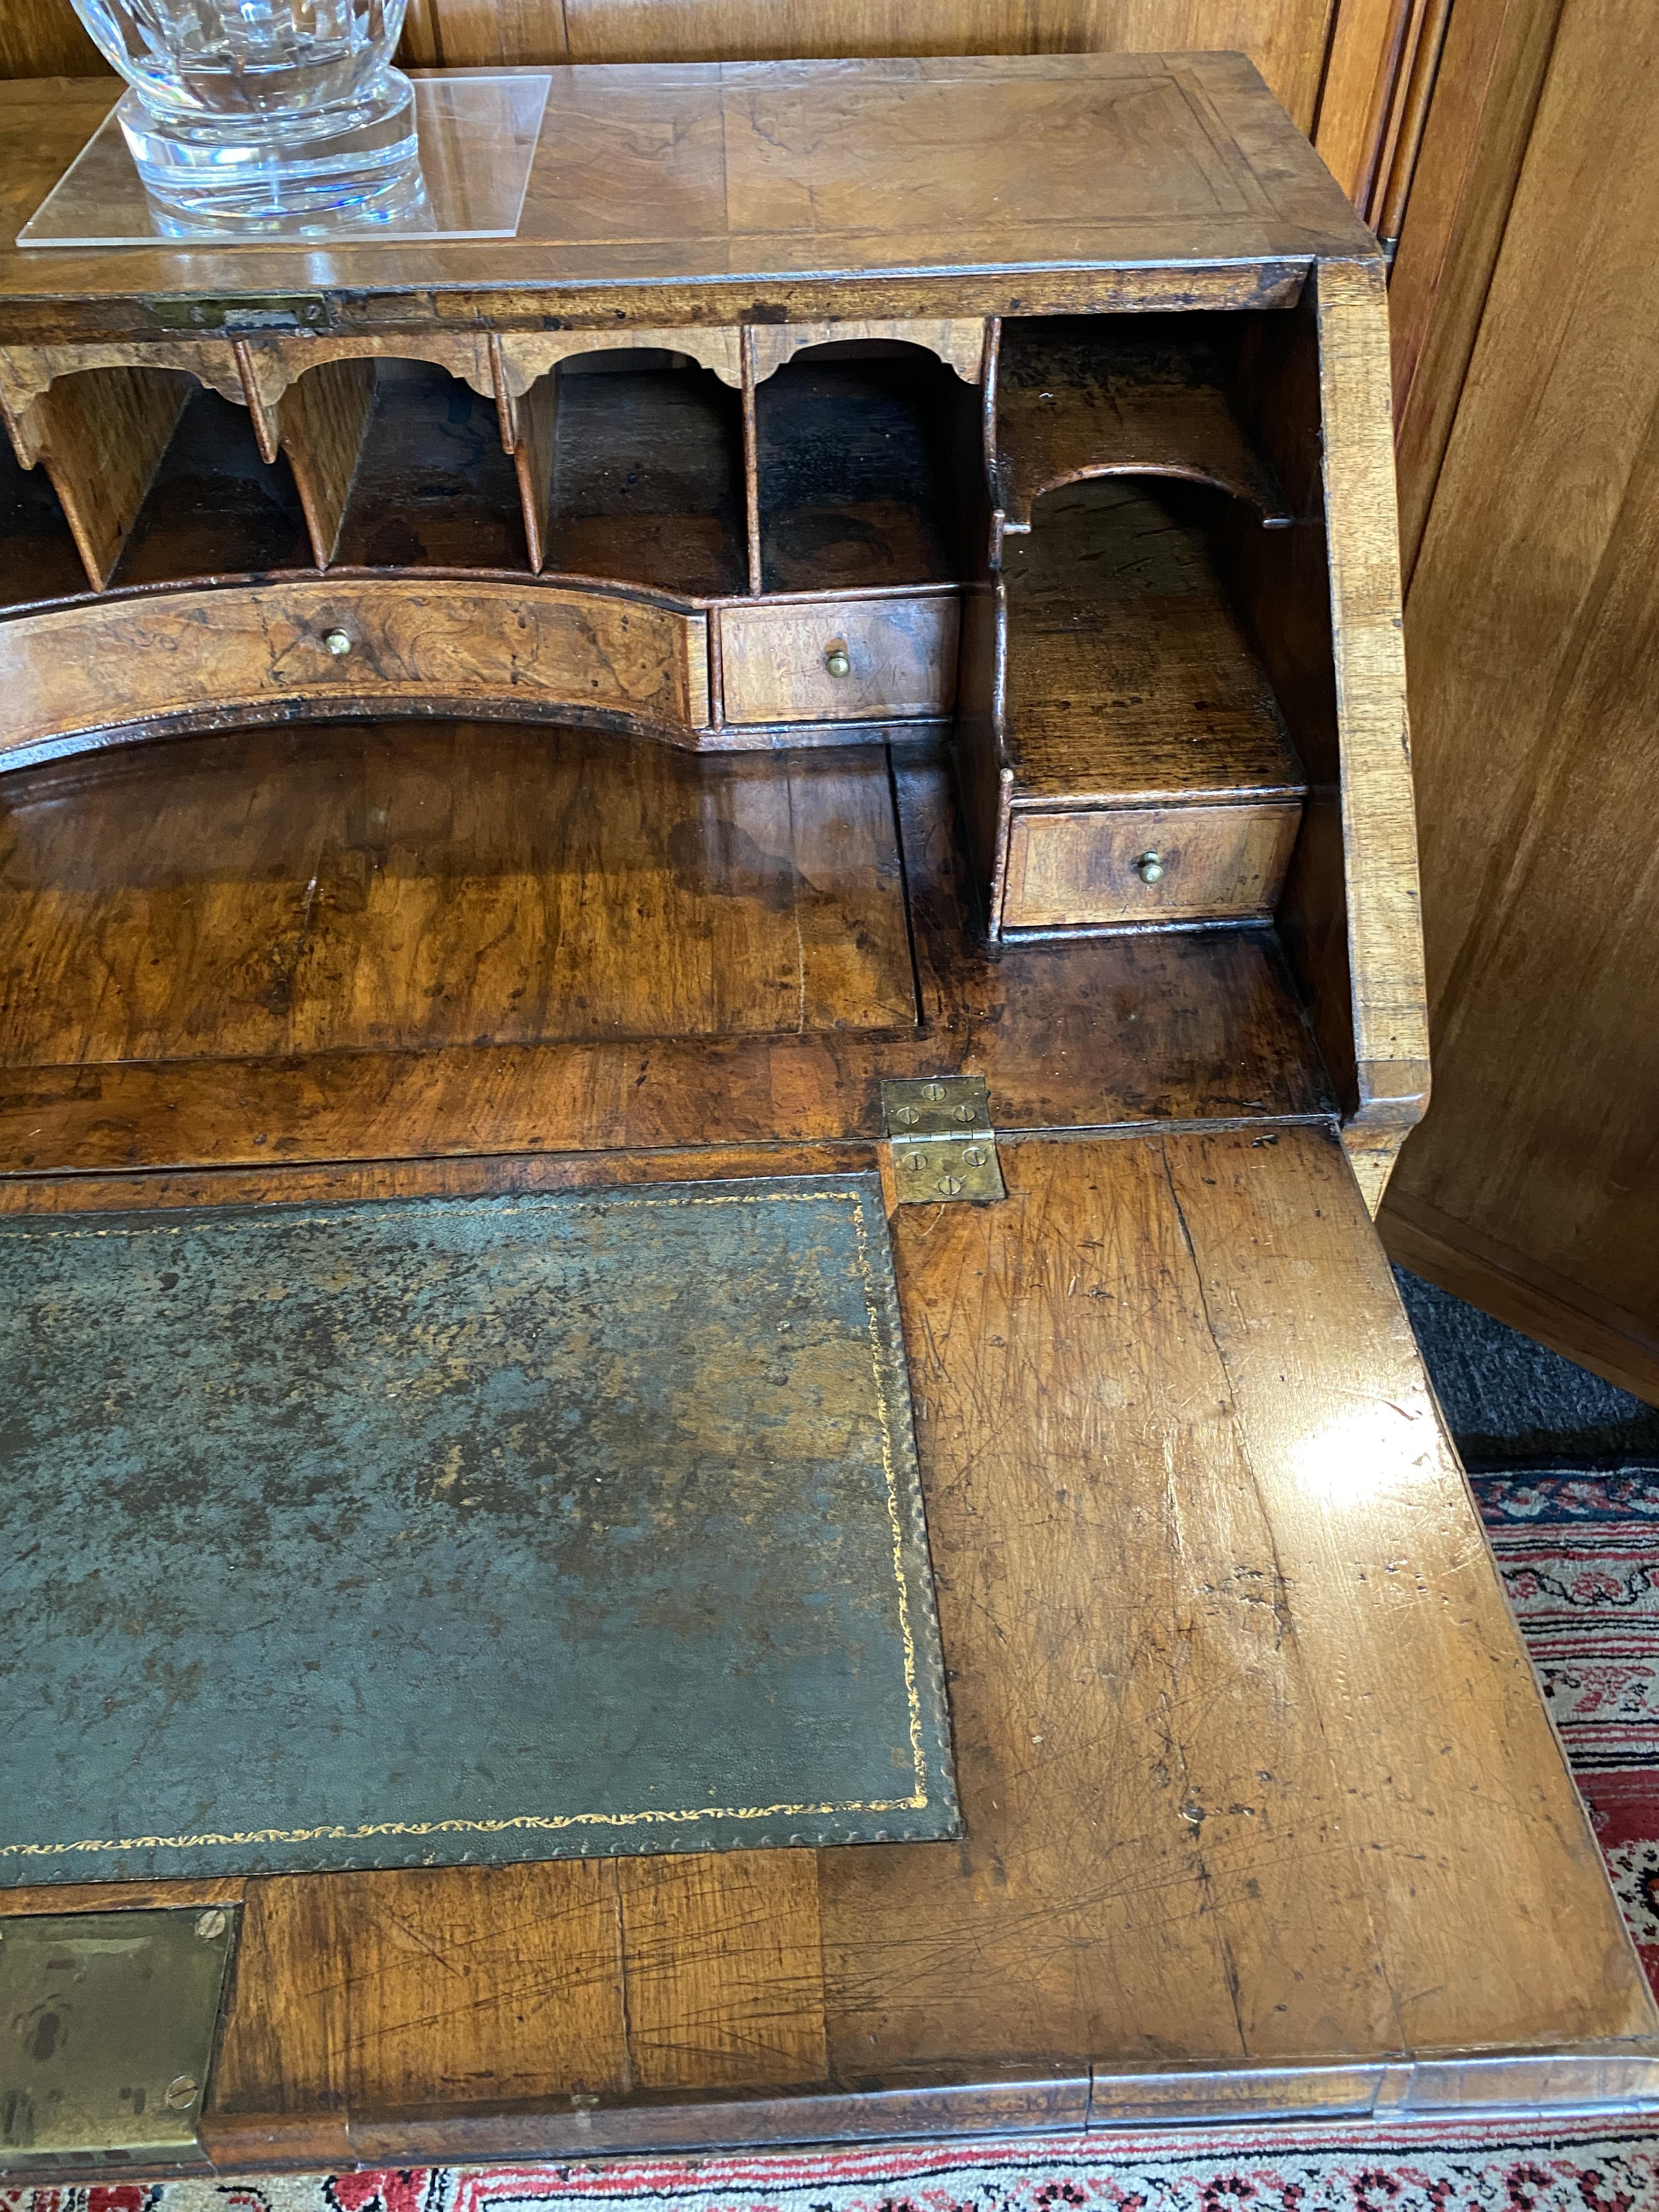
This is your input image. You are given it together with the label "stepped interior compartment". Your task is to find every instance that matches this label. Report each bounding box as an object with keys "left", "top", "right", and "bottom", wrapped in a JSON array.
[
  {"left": 0, "top": 425, "right": 88, "bottom": 609},
  {"left": 994, "top": 314, "right": 1292, "bottom": 532},
  {"left": 757, "top": 345, "right": 982, "bottom": 594},
  {"left": 993, "top": 476, "right": 1306, "bottom": 937},
  {"left": 111, "top": 385, "right": 312, "bottom": 589},
  {"left": 527, "top": 352, "right": 747, "bottom": 597},
  {"left": 329, "top": 360, "right": 528, "bottom": 572}
]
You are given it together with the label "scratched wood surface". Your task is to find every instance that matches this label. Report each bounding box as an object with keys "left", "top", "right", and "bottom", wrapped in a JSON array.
[
  {"left": 0, "top": 57, "right": 1373, "bottom": 334},
  {"left": 1, "top": 1131, "right": 1650, "bottom": 2160}
]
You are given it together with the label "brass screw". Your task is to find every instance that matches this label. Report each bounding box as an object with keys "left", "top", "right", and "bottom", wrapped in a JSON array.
[
  {"left": 960, "top": 1146, "right": 986, "bottom": 1167},
  {"left": 936, "top": 1172, "right": 964, "bottom": 1197},
  {"left": 195, "top": 1908, "right": 228, "bottom": 1940},
  {"left": 952, "top": 1102, "right": 979, "bottom": 1123},
  {"left": 165, "top": 2077, "right": 199, "bottom": 2110},
  {"left": 921, "top": 1081, "right": 946, "bottom": 1101},
  {"left": 1135, "top": 850, "right": 1165, "bottom": 884},
  {"left": 824, "top": 641, "right": 851, "bottom": 678},
  {"left": 893, "top": 1104, "right": 920, "bottom": 1126},
  {"left": 322, "top": 628, "right": 353, "bottom": 657}
]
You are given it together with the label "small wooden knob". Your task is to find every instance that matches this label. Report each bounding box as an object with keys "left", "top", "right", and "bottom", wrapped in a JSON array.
[
  {"left": 1136, "top": 850, "right": 1165, "bottom": 884},
  {"left": 322, "top": 628, "right": 353, "bottom": 657},
  {"left": 825, "top": 641, "right": 851, "bottom": 678}
]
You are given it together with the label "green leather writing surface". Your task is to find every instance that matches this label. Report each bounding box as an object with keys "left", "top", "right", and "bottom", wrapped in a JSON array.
[{"left": 1, "top": 1176, "right": 958, "bottom": 1882}]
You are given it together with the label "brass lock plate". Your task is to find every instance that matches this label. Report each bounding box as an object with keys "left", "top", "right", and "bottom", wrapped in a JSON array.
[
  {"left": 1, "top": 1906, "right": 238, "bottom": 2170},
  {"left": 881, "top": 1075, "right": 1007, "bottom": 1204}
]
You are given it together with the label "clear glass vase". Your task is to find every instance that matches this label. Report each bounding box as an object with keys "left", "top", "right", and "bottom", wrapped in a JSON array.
[{"left": 69, "top": 0, "right": 422, "bottom": 225}]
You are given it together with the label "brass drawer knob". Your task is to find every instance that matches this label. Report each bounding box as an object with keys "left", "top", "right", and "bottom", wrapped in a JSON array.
[
  {"left": 824, "top": 640, "right": 851, "bottom": 678},
  {"left": 1136, "top": 850, "right": 1165, "bottom": 884},
  {"left": 322, "top": 628, "right": 353, "bottom": 657}
]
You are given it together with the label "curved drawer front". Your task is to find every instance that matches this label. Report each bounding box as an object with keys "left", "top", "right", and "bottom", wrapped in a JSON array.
[{"left": 0, "top": 578, "right": 712, "bottom": 762}]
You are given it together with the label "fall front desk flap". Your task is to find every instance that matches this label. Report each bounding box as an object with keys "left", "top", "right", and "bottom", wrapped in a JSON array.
[{"left": 1, "top": 1176, "right": 959, "bottom": 1883}]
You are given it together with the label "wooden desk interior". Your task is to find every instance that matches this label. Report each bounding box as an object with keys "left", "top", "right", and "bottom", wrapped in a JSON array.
[{"left": 0, "top": 49, "right": 1651, "bottom": 2179}]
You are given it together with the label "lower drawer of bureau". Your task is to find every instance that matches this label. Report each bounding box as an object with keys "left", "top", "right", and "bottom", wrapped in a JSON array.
[{"left": 1002, "top": 801, "right": 1303, "bottom": 933}]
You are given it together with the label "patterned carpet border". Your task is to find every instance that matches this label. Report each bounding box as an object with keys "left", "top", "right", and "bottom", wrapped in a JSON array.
[{"left": 10, "top": 2113, "right": 1659, "bottom": 2212}]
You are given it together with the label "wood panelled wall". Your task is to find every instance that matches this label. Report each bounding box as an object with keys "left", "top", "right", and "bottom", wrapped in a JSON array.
[
  {"left": 1380, "top": 0, "right": 1659, "bottom": 1402},
  {"left": 0, "top": 0, "right": 1438, "bottom": 213}
]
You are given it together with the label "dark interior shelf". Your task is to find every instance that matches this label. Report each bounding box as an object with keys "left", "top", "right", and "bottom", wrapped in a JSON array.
[
  {"left": 757, "top": 348, "right": 980, "bottom": 594},
  {"left": 995, "top": 315, "right": 1292, "bottom": 533},
  {"left": 0, "top": 425, "right": 92, "bottom": 609},
  {"left": 1003, "top": 476, "right": 1305, "bottom": 803},
  {"left": 334, "top": 361, "right": 527, "bottom": 572},
  {"left": 112, "top": 386, "right": 312, "bottom": 589},
  {"left": 539, "top": 358, "right": 747, "bottom": 597}
]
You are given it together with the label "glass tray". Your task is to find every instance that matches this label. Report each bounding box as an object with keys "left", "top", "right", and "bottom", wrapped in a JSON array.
[{"left": 17, "top": 69, "right": 552, "bottom": 248}]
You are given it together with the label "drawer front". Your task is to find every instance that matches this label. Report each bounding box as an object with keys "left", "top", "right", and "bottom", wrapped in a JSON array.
[
  {"left": 0, "top": 578, "right": 711, "bottom": 762},
  {"left": 1003, "top": 802, "right": 1302, "bottom": 932},
  {"left": 719, "top": 595, "right": 959, "bottom": 725}
]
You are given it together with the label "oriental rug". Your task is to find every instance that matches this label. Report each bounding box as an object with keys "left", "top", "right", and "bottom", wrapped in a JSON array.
[
  {"left": 7, "top": 2112, "right": 1659, "bottom": 2212},
  {"left": 1476, "top": 1469, "right": 1659, "bottom": 1996}
]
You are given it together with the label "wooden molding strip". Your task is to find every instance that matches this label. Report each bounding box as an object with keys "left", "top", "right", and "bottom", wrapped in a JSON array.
[
  {"left": 749, "top": 319, "right": 987, "bottom": 385},
  {"left": 1313, "top": 260, "right": 1431, "bottom": 1156}
]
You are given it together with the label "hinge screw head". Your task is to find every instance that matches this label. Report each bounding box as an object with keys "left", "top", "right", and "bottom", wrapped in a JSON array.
[
  {"left": 195, "top": 1908, "right": 228, "bottom": 1939},
  {"left": 165, "top": 2076, "right": 200, "bottom": 2110}
]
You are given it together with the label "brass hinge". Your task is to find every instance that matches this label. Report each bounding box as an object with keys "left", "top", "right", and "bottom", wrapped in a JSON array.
[
  {"left": 881, "top": 1075, "right": 1007, "bottom": 1204},
  {"left": 0, "top": 1906, "right": 238, "bottom": 2170}
]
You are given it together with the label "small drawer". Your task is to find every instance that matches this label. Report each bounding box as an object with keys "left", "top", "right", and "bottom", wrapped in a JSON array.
[
  {"left": 1002, "top": 801, "right": 1302, "bottom": 932},
  {"left": 719, "top": 595, "right": 959, "bottom": 725}
]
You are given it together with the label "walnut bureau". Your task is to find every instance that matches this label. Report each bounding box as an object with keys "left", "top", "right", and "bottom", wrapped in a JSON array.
[{"left": 1, "top": 50, "right": 1654, "bottom": 2179}]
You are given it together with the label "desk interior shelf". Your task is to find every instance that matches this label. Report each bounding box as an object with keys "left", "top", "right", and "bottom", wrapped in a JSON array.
[
  {"left": 996, "top": 476, "right": 1306, "bottom": 933},
  {"left": 992, "top": 315, "right": 1294, "bottom": 533}
]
